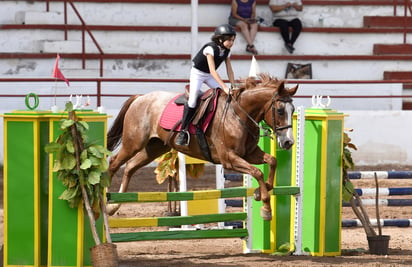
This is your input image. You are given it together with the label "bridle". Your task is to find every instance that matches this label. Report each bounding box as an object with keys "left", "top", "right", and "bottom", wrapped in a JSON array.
[
  {"left": 224, "top": 91, "right": 294, "bottom": 141},
  {"left": 267, "top": 94, "right": 294, "bottom": 135}
]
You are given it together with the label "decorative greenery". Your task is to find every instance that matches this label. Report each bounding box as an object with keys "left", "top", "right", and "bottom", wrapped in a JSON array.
[
  {"left": 341, "top": 129, "right": 377, "bottom": 237},
  {"left": 154, "top": 149, "right": 205, "bottom": 184},
  {"left": 44, "top": 102, "right": 113, "bottom": 246},
  {"left": 45, "top": 102, "right": 112, "bottom": 218},
  {"left": 342, "top": 130, "right": 357, "bottom": 202}
]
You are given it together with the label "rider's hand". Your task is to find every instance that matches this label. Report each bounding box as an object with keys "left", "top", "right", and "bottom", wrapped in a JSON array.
[{"left": 222, "top": 85, "right": 230, "bottom": 95}]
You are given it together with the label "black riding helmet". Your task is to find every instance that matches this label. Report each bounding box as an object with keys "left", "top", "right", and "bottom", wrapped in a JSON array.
[
  {"left": 212, "top": 24, "right": 236, "bottom": 48},
  {"left": 214, "top": 24, "right": 237, "bottom": 37}
]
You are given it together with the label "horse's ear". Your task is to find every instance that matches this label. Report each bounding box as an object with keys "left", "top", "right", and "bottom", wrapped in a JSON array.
[
  {"left": 278, "top": 81, "right": 298, "bottom": 96},
  {"left": 288, "top": 84, "right": 298, "bottom": 96}
]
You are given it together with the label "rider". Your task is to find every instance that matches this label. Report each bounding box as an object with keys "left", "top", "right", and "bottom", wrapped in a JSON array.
[{"left": 175, "top": 24, "right": 237, "bottom": 146}]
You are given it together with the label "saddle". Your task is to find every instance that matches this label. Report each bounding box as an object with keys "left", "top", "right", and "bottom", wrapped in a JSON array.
[
  {"left": 160, "top": 87, "right": 221, "bottom": 163},
  {"left": 174, "top": 86, "right": 219, "bottom": 128}
]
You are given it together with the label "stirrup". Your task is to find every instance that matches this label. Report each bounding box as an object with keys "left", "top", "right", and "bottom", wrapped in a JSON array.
[{"left": 175, "top": 130, "right": 190, "bottom": 146}]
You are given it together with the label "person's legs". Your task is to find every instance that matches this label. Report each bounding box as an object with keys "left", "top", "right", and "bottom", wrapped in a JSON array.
[
  {"left": 204, "top": 75, "right": 220, "bottom": 90},
  {"left": 289, "top": 18, "right": 302, "bottom": 45},
  {"left": 250, "top": 22, "right": 258, "bottom": 45},
  {"left": 236, "top": 20, "right": 253, "bottom": 45},
  {"left": 273, "top": 19, "right": 294, "bottom": 53},
  {"left": 176, "top": 69, "right": 203, "bottom": 146},
  {"left": 273, "top": 19, "right": 290, "bottom": 44},
  {"left": 236, "top": 20, "right": 258, "bottom": 55}
]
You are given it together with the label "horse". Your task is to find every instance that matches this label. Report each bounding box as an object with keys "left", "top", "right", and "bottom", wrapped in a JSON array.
[{"left": 107, "top": 73, "right": 298, "bottom": 221}]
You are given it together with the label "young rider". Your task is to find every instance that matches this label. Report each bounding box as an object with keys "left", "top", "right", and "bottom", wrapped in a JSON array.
[{"left": 175, "top": 24, "right": 237, "bottom": 146}]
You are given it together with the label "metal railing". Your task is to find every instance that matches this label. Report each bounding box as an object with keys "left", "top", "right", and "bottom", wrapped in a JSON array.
[
  {"left": 45, "top": 0, "right": 105, "bottom": 76},
  {"left": 393, "top": 0, "right": 412, "bottom": 43},
  {"left": 1, "top": 78, "right": 412, "bottom": 108}
]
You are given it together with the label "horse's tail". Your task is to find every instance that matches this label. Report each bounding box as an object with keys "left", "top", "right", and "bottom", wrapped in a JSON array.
[{"left": 107, "top": 94, "right": 141, "bottom": 151}]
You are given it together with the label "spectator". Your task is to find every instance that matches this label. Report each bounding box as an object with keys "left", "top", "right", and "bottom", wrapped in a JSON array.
[
  {"left": 269, "top": 0, "right": 303, "bottom": 54},
  {"left": 228, "top": 0, "right": 259, "bottom": 55}
]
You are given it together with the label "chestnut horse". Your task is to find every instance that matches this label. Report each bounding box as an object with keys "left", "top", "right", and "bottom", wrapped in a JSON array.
[{"left": 107, "top": 74, "right": 298, "bottom": 221}]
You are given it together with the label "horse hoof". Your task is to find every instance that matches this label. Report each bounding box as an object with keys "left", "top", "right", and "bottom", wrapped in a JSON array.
[
  {"left": 260, "top": 207, "right": 272, "bottom": 221},
  {"left": 106, "top": 203, "right": 120, "bottom": 216},
  {"left": 254, "top": 188, "right": 261, "bottom": 201}
]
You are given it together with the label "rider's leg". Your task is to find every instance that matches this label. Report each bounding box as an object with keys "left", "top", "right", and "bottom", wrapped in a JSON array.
[
  {"left": 176, "top": 68, "right": 204, "bottom": 146},
  {"left": 175, "top": 102, "right": 196, "bottom": 146}
]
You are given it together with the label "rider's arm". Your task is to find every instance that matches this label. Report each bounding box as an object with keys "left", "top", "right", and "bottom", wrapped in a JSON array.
[
  {"left": 206, "top": 53, "right": 230, "bottom": 94},
  {"left": 225, "top": 57, "right": 235, "bottom": 90}
]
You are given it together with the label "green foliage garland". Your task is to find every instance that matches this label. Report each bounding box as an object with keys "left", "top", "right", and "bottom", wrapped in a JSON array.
[{"left": 45, "top": 102, "right": 112, "bottom": 218}]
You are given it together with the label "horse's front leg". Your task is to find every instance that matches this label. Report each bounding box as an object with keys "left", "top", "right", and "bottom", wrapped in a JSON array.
[
  {"left": 221, "top": 155, "right": 273, "bottom": 221},
  {"left": 254, "top": 152, "right": 277, "bottom": 200},
  {"left": 249, "top": 167, "right": 273, "bottom": 221}
]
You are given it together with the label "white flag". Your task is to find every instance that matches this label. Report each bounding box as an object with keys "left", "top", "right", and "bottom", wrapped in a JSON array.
[{"left": 248, "top": 56, "right": 260, "bottom": 78}]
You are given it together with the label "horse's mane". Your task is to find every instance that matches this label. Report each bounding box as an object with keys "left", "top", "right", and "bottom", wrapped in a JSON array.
[{"left": 233, "top": 73, "right": 282, "bottom": 98}]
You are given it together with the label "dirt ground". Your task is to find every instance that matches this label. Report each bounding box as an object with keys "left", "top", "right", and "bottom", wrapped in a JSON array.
[
  {"left": 2, "top": 164, "right": 412, "bottom": 266},
  {"left": 107, "top": 164, "right": 412, "bottom": 267}
]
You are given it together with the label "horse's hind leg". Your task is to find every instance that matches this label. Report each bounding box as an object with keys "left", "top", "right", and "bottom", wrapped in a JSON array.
[
  {"left": 107, "top": 155, "right": 141, "bottom": 215},
  {"left": 107, "top": 139, "right": 170, "bottom": 215}
]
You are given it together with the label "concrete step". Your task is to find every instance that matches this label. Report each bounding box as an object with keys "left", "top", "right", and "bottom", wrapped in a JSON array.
[
  {"left": 6, "top": 29, "right": 402, "bottom": 56},
  {"left": 383, "top": 71, "right": 412, "bottom": 110},
  {"left": 12, "top": 3, "right": 394, "bottom": 28},
  {"left": 364, "top": 16, "right": 412, "bottom": 28},
  {"left": 1, "top": 55, "right": 412, "bottom": 80},
  {"left": 59, "top": 68, "right": 111, "bottom": 78},
  {"left": 384, "top": 71, "right": 412, "bottom": 80},
  {"left": 374, "top": 44, "right": 412, "bottom": 55},
  {"left": 15, "top": 10, "right": 64, "bottom": 25},
  {"left": 37, "top": 40, "right": 101, "bottom": 54}
]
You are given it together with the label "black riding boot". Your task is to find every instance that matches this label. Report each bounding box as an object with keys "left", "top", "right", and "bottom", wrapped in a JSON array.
[{"left": 175, "top": 104, "right": 196, "bottom": 146}]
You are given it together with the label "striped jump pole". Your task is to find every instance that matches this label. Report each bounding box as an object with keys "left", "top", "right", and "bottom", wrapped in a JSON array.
[
  {"left": 342, "top": 219, "right": 412, "bottom": 228},
  {"left": 354, "top": 187, "right": 412, "bottom": 196},
  {"left": 348, "top": 171, "right": 412, "bottom": 180},
  {"left": 342, "top": 199, "right": 412, "bottom": 207},
  {"left": 106, "top": 186, "right": 300, "bottom": 243},
  {"left": 343, "top": 171, "right": 412, "bottom": 227}
]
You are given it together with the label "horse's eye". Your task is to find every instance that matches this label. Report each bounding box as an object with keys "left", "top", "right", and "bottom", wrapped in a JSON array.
[{"left": 277, "top": 108, "right": 285, "bottom": 116}]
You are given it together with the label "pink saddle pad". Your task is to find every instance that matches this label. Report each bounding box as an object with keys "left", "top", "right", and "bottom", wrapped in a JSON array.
[{"left": 159, "top": 93, "right": 218, "bottom": 134}]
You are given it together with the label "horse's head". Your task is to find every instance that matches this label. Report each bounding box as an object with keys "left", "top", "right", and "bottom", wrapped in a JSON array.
[{"left": 262, "top": 77, "right": 298, "bottom": 150}]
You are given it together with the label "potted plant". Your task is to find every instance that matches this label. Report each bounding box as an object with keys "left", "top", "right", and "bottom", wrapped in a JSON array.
[
  {"left": 342, "top": 129, "right": 390, "bottom": 255},
  {"left": 45, "top": 102, "right": 118, "bottom": 266}
]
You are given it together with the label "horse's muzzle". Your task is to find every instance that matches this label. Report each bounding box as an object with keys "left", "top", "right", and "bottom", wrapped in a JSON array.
[{"left": 278, "top": 136, "right": 294, "bottom": 150}]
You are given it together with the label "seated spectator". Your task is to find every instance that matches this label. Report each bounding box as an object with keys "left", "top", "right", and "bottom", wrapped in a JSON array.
[
  {"left": 269, "top": 0, "right": 303, "bottom": 54},
  {"left": 228, "top": 0, "right": 259, "bottom": 55}
]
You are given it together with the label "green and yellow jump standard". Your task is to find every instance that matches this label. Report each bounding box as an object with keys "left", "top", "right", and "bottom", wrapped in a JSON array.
[
  {"left": 298, "top": 108, "right": 344, "bottom": 256},
  {"left": 3, "top": 110, "right": 108, "bottom": 267},
  {"left": 250, "top": 108, "right": 344, "bottom": 256}
]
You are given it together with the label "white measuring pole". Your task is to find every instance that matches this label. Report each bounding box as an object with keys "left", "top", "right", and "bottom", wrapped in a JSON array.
[
  {"left": 178, "top": 152, "right": 188, "bottom": 217},
  {"left": 293, "top": 106, "right": 306, "bottom": 255},
  {"left": 191, "top": 0, "right": 198, "bottom": 58}
]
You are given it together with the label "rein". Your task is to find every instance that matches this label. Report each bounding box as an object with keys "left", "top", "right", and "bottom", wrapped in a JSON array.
[
  {"left": 230, "top": 91, "right": 294, "bottom": 141},
  {"left": 229, "top": 93, "right": 270, "bottom": 140}
]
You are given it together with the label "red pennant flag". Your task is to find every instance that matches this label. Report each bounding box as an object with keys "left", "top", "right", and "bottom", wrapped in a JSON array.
[{"left": 52, "top": 54, "right": 70, "bottom": 86}]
